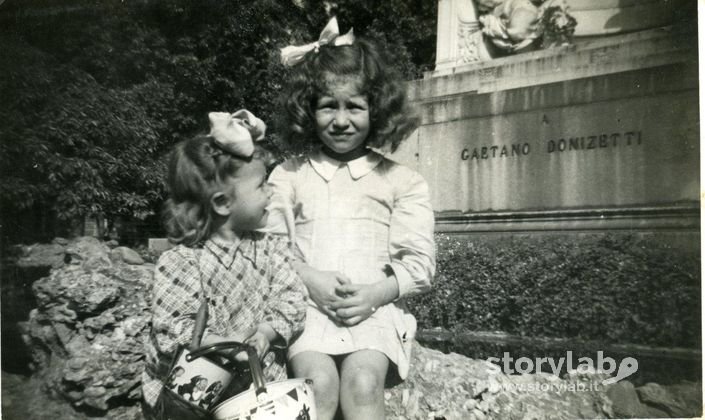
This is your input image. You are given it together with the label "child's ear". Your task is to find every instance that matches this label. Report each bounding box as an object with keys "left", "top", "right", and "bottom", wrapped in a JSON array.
[{"left": 210, "top": 192, "right": 232, "bottom": 217}]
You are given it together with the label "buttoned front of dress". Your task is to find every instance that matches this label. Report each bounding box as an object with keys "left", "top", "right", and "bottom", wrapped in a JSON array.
[
  {"left": 295, "top": 157, "right": 393, "bottom": 281},
  {"left": 266, "top": 149, "right": 436, "bottom": 380}
]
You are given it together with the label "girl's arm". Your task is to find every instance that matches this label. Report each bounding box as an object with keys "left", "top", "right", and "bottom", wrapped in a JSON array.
[
  {"left": 261, "top": 162, "right": 297, "bottom": 238},
  {"left": 386, "top": 169, "right": 435, "bottom": 298},
  {"left": 259, "top": 234, "right": 308, "bottom": 346},
  {"left": 331, "top": 169, "right": 435, "bottom": 325}
]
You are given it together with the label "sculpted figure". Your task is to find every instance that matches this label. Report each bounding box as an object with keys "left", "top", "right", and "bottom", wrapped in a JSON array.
[
  {"left": 474, "top": 0, "right": 577, "bottom": 57},
  {"left": 476, "top": 0, "right": 542, "bottom": 55}
]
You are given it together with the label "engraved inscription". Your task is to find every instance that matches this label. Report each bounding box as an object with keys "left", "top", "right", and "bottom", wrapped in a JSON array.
[{"left": 460, "top": 131, "right": 643, "bottom": 160}]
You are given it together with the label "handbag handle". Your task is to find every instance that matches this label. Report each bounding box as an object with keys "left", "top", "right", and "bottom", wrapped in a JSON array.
[
  {"left": 189, "top": 299, "right": 209, "bottom": 351},
  {"left": 186, "top": 249, "right": 212, "bottom": 353},
  {"left": 186, "top": 250, "right": 267, "bottom": 397},
  {"left": 185, "top": 342, "right": 267, "bottom": 397}
]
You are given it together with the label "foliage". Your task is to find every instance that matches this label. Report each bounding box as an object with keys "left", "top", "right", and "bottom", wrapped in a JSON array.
[
  {"left": 0, "top": 0, "right": 437, "bottom": 243},
  {"left": 0, "top": 38, "right": 169, "bottom": 224},
  {"left": 408, "top": 233, "right": 701, "bottom": 348},
  {"left": 325, "top": 0, "right": 437, "bottom": 77}
]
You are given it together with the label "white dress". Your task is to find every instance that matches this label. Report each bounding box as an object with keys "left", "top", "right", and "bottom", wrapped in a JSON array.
[{"left": 265, "top": 149, "right": 436, "bottom": 380}]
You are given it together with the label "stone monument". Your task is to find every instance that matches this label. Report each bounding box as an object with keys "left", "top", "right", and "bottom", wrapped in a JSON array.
[
  {"left": 434, "top": 0, "right": 490, "bottom": 70},
  {"left": 395, "top": 1, "right": 698, "bottom": 250},
  {"left": 435, "top": 0, "right": 682, "bottom": 68}
]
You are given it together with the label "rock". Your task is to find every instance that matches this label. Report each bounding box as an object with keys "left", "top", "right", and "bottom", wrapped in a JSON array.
[
  {"left": 53, "top": 237, "right": 69, "bottom": 246},
  {"left": 488, "top": 377, "right": 501, "bottom": 394},
  {"left": 384, "top": 345, "right": 613, "bottom": 420},
  {"left": 637, "top": 381, "right": 700, "bottom": 418},
  {"left": 83, "top": 312, "right": 118, "bottom": 333},
  {"left": 636, "top": 383, "right": 677, "bottom": 414},
  {"left": 111, "top": 246, "right": 144, "bottom": 265},
  {"left": 20, "top": 237, "right": 152, "bottom": 414},
  {"left": 17, "top": 243, "right": 66, "bottom": 269},
  {"left": 114, "top": 263, "right": 154, "bottom": 285},
  {"left": 471, "top": 380, "right": 489, "bottom": 397},
  {"left": 66, "top": 335, "right": 91, "bottom": 355},
  {"left": 84, "top": 386, "right": 108, "bottom": 409},
  {"left": 606, "top": 381, "right": 641, "bottom": 417},
  {"left": 33, "top": 270, "right": 121, "bottom": 316},
  {"left": 664, "top": 381, "right": 703, "bottom": 417},
  {"left": 148, "top": 237, "right": 173, "bottom": 254},
  {"left": 472, "top": 407, "right": 486, "bottom": 419},
  {"left": 606, "top": 381, "right": 669, "bottom": 418},
  {"left": 3, "top": 370, "right": 143, "bottom": 420},
  {"left": 106, "top": 240, "right": 119, "bottom": 248},
  {"left": 53, "top": 322, "right": 76, "bottom": 346},
  {"left": 65, "top": 236, "right": 113, "bottom": 268},
  {"left": 405, "top": 388, "right": 421, "bottom": 417},
  {"left": 120, "top": 316, "right": 147, "bottom": 337},
  {"left": 68, "top": 357, "right": 89, "bottom": 370}
]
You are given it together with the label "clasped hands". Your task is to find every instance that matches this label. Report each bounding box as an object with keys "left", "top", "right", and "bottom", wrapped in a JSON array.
[{"left": 303, "top": 268, "right": 396, "bottom": 326}]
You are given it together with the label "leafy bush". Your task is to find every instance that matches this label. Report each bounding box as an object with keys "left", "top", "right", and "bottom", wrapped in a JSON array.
[
  {"left": 0, "top": 0, "right": 436, "bottom": 244},
  {"left": 408, "top": 233, "right": 701, "bottom": 348}
]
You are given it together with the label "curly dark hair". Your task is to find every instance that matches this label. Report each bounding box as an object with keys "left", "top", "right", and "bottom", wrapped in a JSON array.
[
  {"left": 162, "top": 135, "right": 265, "bottom": 247},
  {"left": 281, "top": 37, "right": 419, "bottom": 153}
]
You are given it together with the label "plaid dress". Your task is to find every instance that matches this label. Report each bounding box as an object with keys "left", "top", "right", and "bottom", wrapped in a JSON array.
[{"left": 142, "top": 232, "right": 306, "bottom": 407}]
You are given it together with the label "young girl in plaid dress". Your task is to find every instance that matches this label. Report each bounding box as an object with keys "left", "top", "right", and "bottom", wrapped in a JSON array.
[{"left": 141, "top": 111, "right": 306, "bottom": 417}]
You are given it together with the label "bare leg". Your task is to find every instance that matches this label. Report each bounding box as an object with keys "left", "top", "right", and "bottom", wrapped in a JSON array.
[
  {"left": 290, "top": 351, "right": 340, "bottom": 420},
  {"left": 338, "top": 350, "right": 388, "bottom": 420}
]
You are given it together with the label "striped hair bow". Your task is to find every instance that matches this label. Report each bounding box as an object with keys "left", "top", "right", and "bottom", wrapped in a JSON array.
[{"left": 280, "top": 17, "right": 355, "bottom": 66}]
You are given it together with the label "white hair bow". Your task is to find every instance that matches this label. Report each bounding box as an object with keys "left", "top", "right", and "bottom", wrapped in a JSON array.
[
  {"left": 280, "top": 17, "right": 355, "bottom": 67},
  {"left": 208, "top": 110, "right": 266, "bottom": 158}
]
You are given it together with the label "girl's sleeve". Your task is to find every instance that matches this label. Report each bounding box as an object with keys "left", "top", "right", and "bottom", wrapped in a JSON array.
[
  {"left": 262, "top": 162, "right": 297, "bottom": 242},
  {"left": 389, "top": 169, "right": 436, "bottom": 299},
  {"left": 150, "top": 249, "right": 203, "bottom": 353},
  {"left": 261, "top": 235, "right": 307, "bottom": 344}
]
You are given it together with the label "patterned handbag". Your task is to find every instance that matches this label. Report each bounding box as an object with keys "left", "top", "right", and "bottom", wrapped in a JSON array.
[{"left": 151, "top": 299, "right": 213, "bottom": 420}]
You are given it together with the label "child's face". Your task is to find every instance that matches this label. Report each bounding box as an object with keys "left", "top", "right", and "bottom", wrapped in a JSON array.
[
  {"left": 315, "top": 74, "right": 370, "bottom": 154},
  {"left": 222, "top": 159, "right": 272, "bottom": 232}
]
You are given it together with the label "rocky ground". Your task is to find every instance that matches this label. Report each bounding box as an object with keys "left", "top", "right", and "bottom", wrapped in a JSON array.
[
  {"left": 1, "top": 371, "right": 142, "bottom": 420},
  {"left": 1, "top": 237, "right": 702, "bottom": 419}
]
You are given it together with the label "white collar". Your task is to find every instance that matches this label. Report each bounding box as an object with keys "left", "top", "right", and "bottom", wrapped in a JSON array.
[{"left": 309, "top": 149, "right": 383, "bottom": 182}]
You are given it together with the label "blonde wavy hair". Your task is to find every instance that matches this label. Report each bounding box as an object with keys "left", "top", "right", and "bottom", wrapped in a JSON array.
[{"left": 162, "top": 135, "right": 261, "bottom": 247}]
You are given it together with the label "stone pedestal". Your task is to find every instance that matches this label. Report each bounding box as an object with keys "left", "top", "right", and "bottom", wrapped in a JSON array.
[
  {"left": 567, "top": 0, "right": 678, "bottom": 37},
  {"left": 398, "top": 27, "right": 699, "bottom": 246}
]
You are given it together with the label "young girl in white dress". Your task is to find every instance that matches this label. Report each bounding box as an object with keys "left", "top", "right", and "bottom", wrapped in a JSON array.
[{"left": 266, "top": 18, "right": 436, "bottom": 420}]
